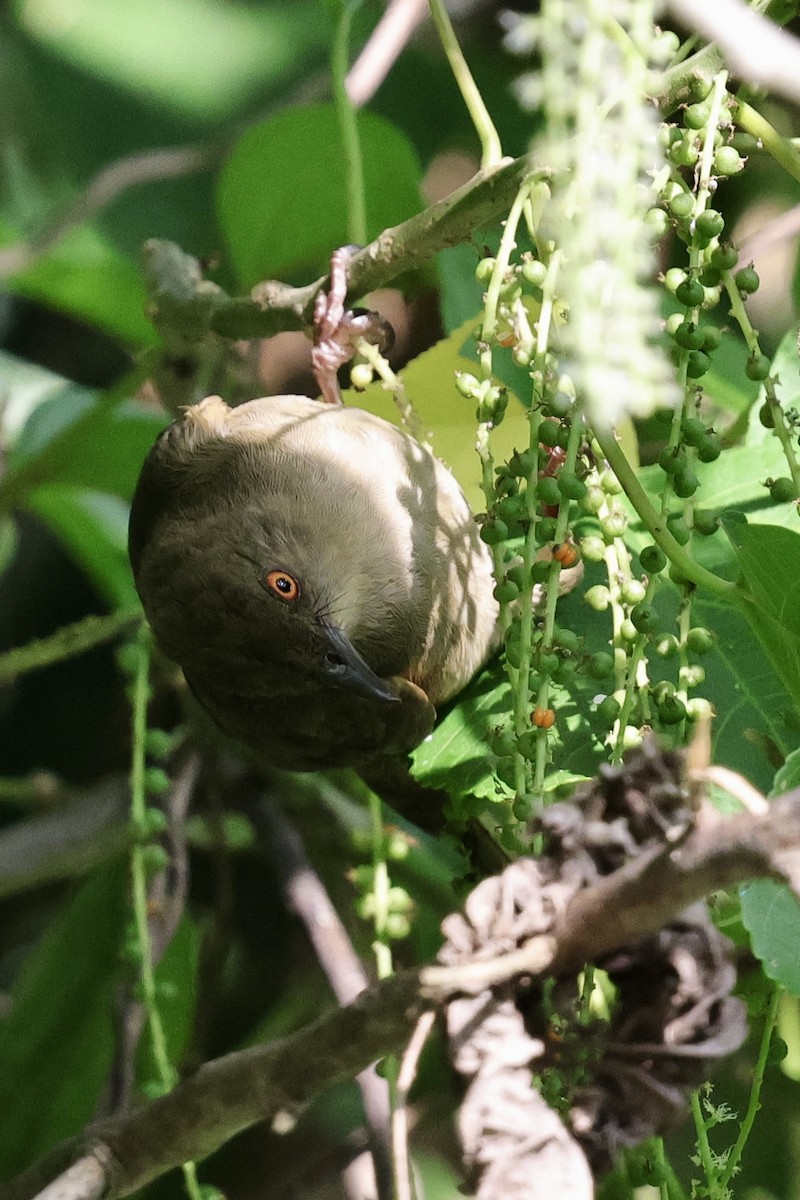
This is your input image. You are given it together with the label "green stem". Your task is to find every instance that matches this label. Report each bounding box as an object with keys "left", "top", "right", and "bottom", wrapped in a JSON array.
[
  {"left": 690, "top": 1089, "right": 720, "bottom": 1197},
  {"left": 128, "top": 631, "right": 203, "bottom": 1200},
  {"left": 735, "top": 99, "right": 800, "bottom": 187},
  {"left": 719, "top": 983, "right": 782, "bottom": 1188},
  {"left": 722, "top": 269, "right": 800, "bottom": 496},
  {"left": 0, "top": 610, "right": 142, "bottom": 683},
  {"left": 592, "top": 428, "right": 737, "bottom": 600},
  {"left": 427, "top": 0, "right": 503, "bottom": 169},
  {"left": 332, "top": 1, "right": 367, "bottom": 247}
]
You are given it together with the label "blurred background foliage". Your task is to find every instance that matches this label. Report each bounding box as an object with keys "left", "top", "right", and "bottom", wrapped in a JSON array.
[{"left": 1, "top": 1, "right": 800, "bottom": 1198}]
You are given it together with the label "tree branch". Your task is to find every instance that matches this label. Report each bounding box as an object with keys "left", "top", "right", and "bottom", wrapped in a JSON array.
[
  {"left": 143, "top": 156, "right": 546, "bottom": 345},
  {"left": 9, "top": 784, "right": 800, "bottom": 1200}
]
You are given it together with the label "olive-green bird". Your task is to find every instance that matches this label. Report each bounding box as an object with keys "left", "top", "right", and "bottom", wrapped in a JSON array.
[{"left": 128, "top": 393, "right": 500, "bottom": 780}]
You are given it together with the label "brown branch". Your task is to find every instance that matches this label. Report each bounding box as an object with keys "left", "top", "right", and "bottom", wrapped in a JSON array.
[
  {"left": 257, "top": 800, "right": 394, "bottom": 1200},
  {"left": 142, "top": 156, "right": 546, "bottom": 345},
  {"left": 11, "top": 786, "right": 800, "bottom": 1200}
]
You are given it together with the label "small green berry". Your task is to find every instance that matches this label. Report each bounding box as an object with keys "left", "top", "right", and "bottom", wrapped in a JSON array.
[
  {"left": 600, "top": 512, "right": 628, "bottom": 540},
  {"left": 644, "top": 207, "right": 670, "bottom": 239},
  {"left": 631, "top": 603, "right": 659, "bottom": 633},
  {"left": 714, "top": 146, "right": 744, "bottom": 176},
  {"left": 658, "top": 447, "right": 687, "bottom": 475},
  {"left": 664, "top": 267, "right": 688, "bottom": 294},
  {"left": 621, "top": 579, "right": 647, "bottom": 606},
  {"left": 735, "top": 265, "right": 760, "bottom": 294},
  {"left": 537, "top": 476, "right": 561, "bottom": 507},
  {"left": 710, "top": 243, "right": 739, "bottom": 271},
  {"left": 144, "top": 768, "right": 170, "bottom": 795},
  {"left": 481, "top": 518, "right": 509, "bottom": 545},
  {"left": 684, "top": 101, "right": 711, "bottom": 130},
  {"left": 686, "top": 351, "right": 711, "bottom": 378},
  {"left": 493, "top": 581, "right": 520, "bottom": 603},
  {"left": 553, "top": 627, "right": 581, "bottom": 653},
  {"left": 673, "top": 321, "right": 705, "bottom": 351},
  {"left": 686, "top": 697, "right": 714, "bottom": 721},
  {"left": 537, "top": 516, "right": 558, "bottom": 542},
  {"left": 667, "top": 513, "right": 691, "bottom": 545},
  {"left": 588, "top": 651, "right": 615, "bottom": 679},
  {"left": 538, "top": 651, "right": 560, "bottom": 677},
  {"left": 695, "top": 209, "right": 725, "bottom": 242},
  {"left": 595, "top": 695, "right": 621, "bottom": 724},
  {"left": 670, "top": 137, "right": 700, "bottom": 168},
  {"left": 758, "top": 403, "right": 775, "bottom": 429},
  {"left": 693, "top": 509, "right": 720, "bottom": 536},
  {"left": 545, "top": 391, "right": 574, "bottom": 418},
  {"left": 681, "top": 417, "right": 707, "bottom": 447},
  {"left": 699, "top": 265, "right": 721, "bottom": 288},
  {"left": 475, "top": 257, "right": 496, "bottom": 283},
  {"left": 676, "top": 277, "right": 705, "bottom": 307},
  {"left": 657, "top": 694, "right": 687, "bottom": 725},
  {"left": 580, "top": 535, "right": 606, "bottom": 562},
  {"left": 769, "top": 477, "right": 797, "bottom": 503},
  {"left": 669, "top": 192, "right": 695, "bottom": 220},
  {"left": 558, "top": 472, "right": 588, "bottom": 501},
  {"left": 538, "top": 420, "right": 560, "bottom": 447},
  {"left": 746, "top": 354, "right": 771, "bottom": 381},
  {"left": 640, "top": 544, "right": 667, "bottom": 574},
  {"left": 697, "top": 434, "right": 722, "bottom": 463},
  {"left": 673, "top": 468, "right": 700, "bottom": 498},
  {"left": 584, "top": 585, "right": 611, "bottom": 612},
  {"left": 145, "top": 729, "right": 172, "bottom": 760},
  {"left": 522, "top": 259, "right": 547, "bottom": 287},
  {"left": 620, "top": 618, "right": 638, "bottom": 643},
  {"left": 599, "top": 470, "right": 623, "bottom": 495},
  {"left": 581, "top": 485, "right": 605, "bottom": 514}
]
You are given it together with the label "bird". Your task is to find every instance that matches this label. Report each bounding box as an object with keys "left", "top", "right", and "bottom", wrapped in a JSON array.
[{"left": 128, "top": 390, "right": 501, "bottom": 779}]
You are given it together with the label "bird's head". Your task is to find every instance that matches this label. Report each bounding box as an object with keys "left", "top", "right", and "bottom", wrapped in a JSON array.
[{"left": 129, "top": 438, "right": 399, "bottom": 707}]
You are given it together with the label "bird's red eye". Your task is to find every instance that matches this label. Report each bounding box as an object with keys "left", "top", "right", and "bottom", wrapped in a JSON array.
[{"left": 265, "top": 570, "right": 301, "bottom": 602}]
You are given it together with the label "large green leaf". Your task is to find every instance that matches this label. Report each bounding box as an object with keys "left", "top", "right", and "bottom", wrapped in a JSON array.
[
  {"left": 11, "top": 389, "right": 166, "bottom": 500},
  {"left": 0, "top": 864, "right": 127, "bottom": 1177},
  {"left": 740, "top": 747, "right": 800, "bottom": 996},
  {"left": 1, "top": 222, "right": 155, "bottom": 346},
  {"left": 724, "top": 518, "right": 800, "bottom": 714},
  {"left": 217, "top": 105, "right": 422, "bottom": 287},
  {"left": 25, "top": 484, "right": 138, "bottom": 609}
]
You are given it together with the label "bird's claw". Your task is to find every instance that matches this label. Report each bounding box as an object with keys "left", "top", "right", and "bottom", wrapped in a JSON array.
[{"left": 312, "top": 245, "right": 395, "bottom": 405}]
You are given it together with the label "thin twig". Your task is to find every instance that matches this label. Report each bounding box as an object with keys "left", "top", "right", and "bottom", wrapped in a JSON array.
[
  {"left": 392, "top": 1011, "right": 436, "bottom": 1200},
  {"left": 258, "top": 801, "right": 394, "bottom": 1200},
  {"left": 346, "top": 0, "right": 429, "bottom": 106},
  {"left": 0, "top": 148, "right": 215, "bottom": 281}
]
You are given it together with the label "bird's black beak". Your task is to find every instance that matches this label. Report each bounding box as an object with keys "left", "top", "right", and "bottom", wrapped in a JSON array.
[{"left": 322, "top": 626, "right": 399, "bottom": 705}]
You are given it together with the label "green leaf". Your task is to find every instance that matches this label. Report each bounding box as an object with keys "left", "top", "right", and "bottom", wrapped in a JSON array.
[
  {"left": 11, "top": 390, "right": 166, "bottom": 500},
  {"left": 25, "top": 484, "right": 138, "bottom": 609},
  {"left": 1, "top": 223, "right": 156, "bottom": 346},
  {"left": 739, "top": 748, "right": 800, "bottom": 995},
  {"left": 217, "top": 105, "right": 422, "bottom": 287},
  {"left": 136, "top": 914, "right": 200, "bottom": 1087},
  {"left": 740, "top": 878, "right": 800, "bottom": 995},
  {"left": 724, "top": 518, "right": 800, "bottom": 713},
  {"left": 342, "top": 314, "right": 530, "bottom": 511},
  {"left": 0, "top": 864, "right": 128, "bottom": 1177}
]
